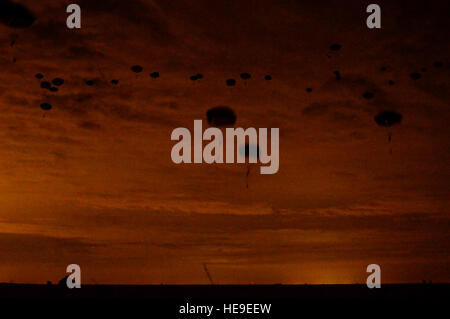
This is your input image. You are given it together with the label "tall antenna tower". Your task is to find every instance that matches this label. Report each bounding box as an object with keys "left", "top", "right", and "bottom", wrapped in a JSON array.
[{"left": 203, "top": 263, "right": 214, "bottom": 285}]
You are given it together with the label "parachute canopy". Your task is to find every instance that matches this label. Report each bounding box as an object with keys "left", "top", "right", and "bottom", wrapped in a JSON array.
[
  {"left": 40, "top": 103, "right": 52, "bottom": 111},
  {"left": 226, "top": 79, "right": 236, "bottom": 86},
  {"left": 330, "top": 43, "right": 341, "bottom": 51},
  {"left": 52, "top": 78, "right": 64, "bottom": 86},
  {"left": 0, "top": 1, "right": 35, "bottom": 28},
  {"left": 374, "top": 111, "right": 402, "bottom": 128},
  {"left": 206, "top": 106, "right": 236, "bottom": 127},
  {"left": 150, "top": 72, "right": 160, "bottom": 78},
  {"left": 363, "top": 91, "right": 374, "bottom": 99},
  {"left": 131, "top": 65, "right": 143, "bottom": 73},
  {"left": 40, "top": 81, "right": 51, "bottom": 89},
  {"left": 240, "top": 73, "right": 251, "bottom": 80}
]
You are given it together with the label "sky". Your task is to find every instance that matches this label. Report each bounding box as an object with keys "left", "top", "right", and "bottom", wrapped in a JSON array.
[{"left": 0, "top": 0, "right": 448, "bottom": 284}]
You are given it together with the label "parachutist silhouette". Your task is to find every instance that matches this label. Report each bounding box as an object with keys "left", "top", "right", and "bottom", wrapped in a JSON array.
[
  {"left": 206, "top": 106, "right": 236, "bottom": 127},
  {"left": 374, "top": 111, "right": 403, "bottom": 154}
]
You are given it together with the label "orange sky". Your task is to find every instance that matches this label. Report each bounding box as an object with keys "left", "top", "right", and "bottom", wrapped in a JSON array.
[{"left": 0, "top": 0, "right": 449, "bottom": 284}]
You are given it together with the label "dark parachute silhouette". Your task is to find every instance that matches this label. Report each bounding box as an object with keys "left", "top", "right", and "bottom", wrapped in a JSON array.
[
  {"left": 240, "top": 73, "right": 251, "bottom": 80},
  {"left": 226, "top": 79, "right": 236, "bottom": 87},
  {"left": 206, "top": 106, "right": 236, "bottom": 127},
  {"left": 35, "top": 73, "right": 44, "bottom": 80},
  {"left": 40, "top": 81, "right": 51, "bottom": 89},
  {"left": 0, "top": 1, "right": 35, "bottom": 28},
  {"left": 52, "top": 78, "right": 64, "bottom": 86},
  {"left": 375, "top": 111, "right": 402, "bottom": 128},
  {"left": 264, "top": 75, "right": 272, "bottom": 81},
  {"left": 433, "top": 61, "right": 443, "bottom": 68},
  {"left": 40, "top": 103, "right": 52, "bottom": 111},
  {"left": 131, "top": 65, "right": 143, "bottom": 73},
  {"left": 150, "top": 72, "right": 160, "bottom": 79},
  {"left": 330, "top": 43, "right": 341, "bottom": 51},
  {"left": 374, "top": 111, "right": 402, "bottom": 153},
  {"left": 240, "top": 143, "right": 260, "bottom": 189},
  {"left": 306, "top": 87, "right": 312, "bottom": 93},
  {"left": 190, "top": 73, "right": 204, "bottom": 81},
  {"left": 111, "top": 79, "right": 119, "bottom": 85},
  {"left": 388, "top": 80, "right": 395, "bottom": 86},
  {"left": 410, "top": 72, "right": 421, "bottom": 80},
  {"left": 85, "top": 80, "right": 94, "bottom": 86},
  {"left": 333, "top": 71, "right": 341, "bottom": 81},
  {"left": 380, "top": 66, "right": 387, "bottom": 71},
  {"left": 363, "top": 91, "right": 374, "bottom": 99}
]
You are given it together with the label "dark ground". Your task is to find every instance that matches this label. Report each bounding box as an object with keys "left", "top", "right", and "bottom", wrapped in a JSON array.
[
  {"left": 1, "top": 284, "right": 447, "bottom": 317},
  {"left": 1, "top": 283, "right": 447, "bottom": 299}
]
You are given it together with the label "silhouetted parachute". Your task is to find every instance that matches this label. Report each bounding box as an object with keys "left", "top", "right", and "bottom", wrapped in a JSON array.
[
  {"left": 0, "top": 1, "right": 35, "bottom": 28},
  {"left": 35, "top": 73, "right": 43, "bottom": 79},
  {"left": 85, "top": 80, "right": 94, "bottom": 86},
  {"left": 330, "top": 43, "right": 341, "bottom": 51},
  {"left": 40, "top": 81, "right": 51, "bottom": 89},
  {"left": 363, "top": 91, "right": 374, "bottom": 99},
  {"left": 240, "top": 73, "right": 251, "bottom": 80},
  {"left": 306, "top": 88, "right": 312, "bottom": 93},
  {"left": 226, "top": 79, "right": 236, "bottom": 86},
  {"left": 111, "top": 79, "right": 119, "bottom": 85},
  {"left": 375, "top": 111, "right": 402, "bottom": 128},
  {"left": 380, "top": 66, "right": 387, "bottom": 71},
  {"left": 52, "top": 78, "right": 64, "bottom": 86},
  {"left": 433, "top": 61, "right": 443, "bottom": 68},
  {"left": 40, "top": 103, "right": 51, "bottom": 110},
  {"left": 150, "top": 72, "right": 160, "bottom": 78},
  {"left": 264, "top": 75, "right": 272, "bottom": 81},
  {"left": 388, "top": 80, "right": 395, "bottom": 86},
  {"left": 190, "top": 75, "right": 199, "bottom": 81},
  {"left": 333, "top": 71, "right": 341, "bottom": 81},
  {"left": 206, "top": 106, "right": 236, "bottom": 127},
  {"left": 374, "top": 111, "right": 402, "bottom": 144},
  {"left": 240, "top": 143, "right": 260, "bottom": 189},
  {"left": 131, "top": 65, "right": 143, "bottom": 73}
]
